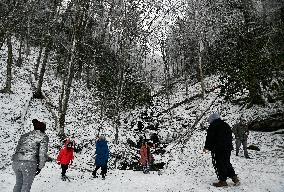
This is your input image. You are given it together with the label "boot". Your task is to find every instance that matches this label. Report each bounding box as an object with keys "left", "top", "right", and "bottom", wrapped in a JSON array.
[
  {"left": 92, "top": 171, "right": 98, "bottom": 178},
  {"left": 61, "top": 175, "right": 67, "bottom": 181},
  {"left": 142, "top": 166, "right": 147, "bottom": 174},
  {"left": 102, "top": 174, "right": 106, "bottom": 180},
  {"left": 213, "top": 180, "right": 228, "bottom": 187},
  {"left": 232, "top": 176, "right": 240, "bottom": 186}
]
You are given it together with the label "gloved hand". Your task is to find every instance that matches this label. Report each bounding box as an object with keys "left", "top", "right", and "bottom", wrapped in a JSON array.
[
  {"left": 70, "top": 160, "right": 73, "bottom": 165},
  {"left": 35, "top": 168, "right": 41, "bottom": 175},
  {"left": 57, "top": 161, "right": 60, "bottom": 165},
  {"left": 203, "top": 148, "right": 209, "bottom": 153}
]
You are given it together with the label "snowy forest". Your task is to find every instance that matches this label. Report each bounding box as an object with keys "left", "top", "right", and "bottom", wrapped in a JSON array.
[{"left": 0, "top": 0, "right": 284, "bottom": 191}]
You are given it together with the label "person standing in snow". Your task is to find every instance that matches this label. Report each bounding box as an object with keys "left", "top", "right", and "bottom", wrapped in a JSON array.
[
  {"left": 92, "top": 135, "right": 109, "bottom": 179},
  {"left": 232, "top": 118, "right": 250, "bottom": 158},
  {"left": 203, "top": 113, "right": 240, "bottom": 187},
  {"left": 139, "top": 141, "right": 153, "bottom": 174},
  {"left": 12, "top": 119, "right": 49, "bottom": 192},
  {"left": 56, "top": 138, "right": 74, "bottom": 181}
]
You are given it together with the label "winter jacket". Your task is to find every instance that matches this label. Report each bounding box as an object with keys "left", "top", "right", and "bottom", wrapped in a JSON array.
[
  {"left": 139, "top": 144, "right": 152, "bottom": 166},
  {"left": 232, "top": 122, "right": 249, "bottom": 141},
  {"left": 204, "top": 118, "right": 233, "bottom": 152},
  {"left": 95, "top": 140, "right": 109, "bottom": 167},
  {"left": 57, "top": 140, "right": 74, "bottom": 165},
  {"left": 12, "top": 130, "right": 49, "bottom": 169}
]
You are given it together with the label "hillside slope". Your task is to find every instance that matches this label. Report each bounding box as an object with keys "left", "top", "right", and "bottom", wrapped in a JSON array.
[{"left": 0, "top": 42, "right": 284, "bottom": 192}]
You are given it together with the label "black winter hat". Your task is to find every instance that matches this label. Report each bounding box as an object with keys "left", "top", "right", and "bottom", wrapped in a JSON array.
[
  {"left": 32, "top": 119, "right": 39, "bottom": 125},
  {"left": 32, "top": 119, "right": 46, "bottom": 133}
]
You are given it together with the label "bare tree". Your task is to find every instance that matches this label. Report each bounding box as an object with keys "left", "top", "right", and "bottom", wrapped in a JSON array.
[
  {"left": 58, "top": 0, "right": 86, "bottom": 138},
  {"left": 1, "top": 32, "right": 13, "bottom": 93},
  {"left": 16, "top": 37, "right": 23, "bottom": 67},
  {"left": 58, "top": 36, "right": 77, "bottom": 138},
  {"left": 34, "top": 40, "right": 43, "bottom": 80},
  {"left": 34, "top": 36, "right": 52, "bottom": 99}
]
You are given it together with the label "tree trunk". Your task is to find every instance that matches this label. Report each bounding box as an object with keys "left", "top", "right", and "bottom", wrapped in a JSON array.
[
  {"left": 160, "top": 39, "right": 171, "bottom": 106},
  {"left": 185, "top": 69, "right": 189, "bottom": 96},
  {"left": 198, "top": 38, "right": 205, "bottom": 98},
  {"left": 34, "top": 38, "right": 51, "bottom": 99},
  {"left": 76, "top": 62, "right": 83, "bottom": 79},
  {"left": 114, "top": 115, "right": 120, "bottom": 144},
  {"left": 86, "top": 63, "right": 91, "bottom": 89},
  {"left": 16, "top": 37, "right": 23, "bottom": 67},
  {"left": 0, "top": 30, "right": 6, "bottom": 49},
  {"left": 113, "top": 55, "right": 125, "bottom": 144},
  {"left": 58, "top": 36, "right": 77, "bottom": 138},
  {"left": 247, "top": 77, "right": 265, "bottom": 107},
  {"left": 239, "top": 0, "right": 265, "bottom": 106},
  {"left": 2, "top": 32, "right": 13, "bottom": 93},
  {"left": 34, "top": 43, "right": 43, "bottom": 80},
  {"left": 25, "top": 16, "right": 31, "bottom": 58},
  {"left": 58, "top": 65, "right": 68, "bottom": 124}
]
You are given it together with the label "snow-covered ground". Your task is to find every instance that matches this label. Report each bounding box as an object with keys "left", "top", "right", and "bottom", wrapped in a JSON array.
[
  {"left": 0, "top": 41, "right": 284, "bottom": 192},
  {"left": 1, "top": 120, "right": 284, "bottom": 192}
]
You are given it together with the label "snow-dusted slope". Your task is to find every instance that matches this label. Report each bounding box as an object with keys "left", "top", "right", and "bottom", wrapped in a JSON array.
[{"left": 0, "top": 41, "right": 284, "bottom": 192}]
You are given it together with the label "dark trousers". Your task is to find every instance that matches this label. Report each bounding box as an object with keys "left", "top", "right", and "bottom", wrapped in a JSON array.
[
  {"left": 211, "top": 151, "right": 236, "bottom": 181},
  {"left": 93, "top": 165, "right": 107, "bottom": 176},
  {"left": 236, "top": 138, "right": 249, "bottom": 157},
  {"left": 61, "top": 164, "right": 69, "bottom": 176}
]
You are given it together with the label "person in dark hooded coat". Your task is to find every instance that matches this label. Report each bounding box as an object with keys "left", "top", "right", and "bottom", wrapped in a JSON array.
[
  {"left": 203, "top": 113, "right": 240, "bottom": 187},
  {"left": 92, "top": 135, "right": 109, "bottom": 179}
]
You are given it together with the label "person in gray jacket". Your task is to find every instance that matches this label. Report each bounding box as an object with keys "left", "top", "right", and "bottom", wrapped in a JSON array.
[
  {"left": 12, "top": 119, "right": 49, "bottom": 192},
  {"left": 232, "top": 119, "right": 250, "bottom": 158}
]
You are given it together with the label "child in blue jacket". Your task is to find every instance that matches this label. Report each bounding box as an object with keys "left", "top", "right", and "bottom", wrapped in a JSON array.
[{"left": 92, "top": 135, "right": 109, "bottom": 179}]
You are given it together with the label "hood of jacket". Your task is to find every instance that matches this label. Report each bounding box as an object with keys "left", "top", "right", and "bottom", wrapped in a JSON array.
[{"left": 208, "top": 113, "right": 221, "bottom": 124}]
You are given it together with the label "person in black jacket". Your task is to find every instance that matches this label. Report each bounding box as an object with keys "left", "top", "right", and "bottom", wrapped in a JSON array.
[{"left": 203, "top": 113, "right": 240, "bottom": 187}]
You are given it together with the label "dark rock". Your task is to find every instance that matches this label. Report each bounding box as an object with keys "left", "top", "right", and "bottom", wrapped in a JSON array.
[
  {"left": 248, "top": 113, "right": 284, "bottom": 132},
  {"left": 151, "top": 162, "right": 166, "bottom": 170},
  {"left": 137, "top": 121, "right": 144, "bottom": 132},
  {"left": 127, "top": 138, "right": 136, "bottom": 148},
  {"left": 74, "top": 143, "right": 83, "bottom": 153},
  {"left": 46, "top": 155, "right": 54, "bottom": 162},
  {"left": 150, "top": 133, "right": 160, "bottom": 144},
  {"left": 146, "top": 124, "right": 158, "bottom": 130},
  {"left": 152, "top": 147, "right": 166, "bottom": 155},
  {"left": 247, "top": 145, "right": 260, "bottom": 151}
]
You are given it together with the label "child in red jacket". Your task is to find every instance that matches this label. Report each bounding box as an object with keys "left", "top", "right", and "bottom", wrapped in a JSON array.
[{"left": 57, "top": 138, "right": 74, "bottom": 180}]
